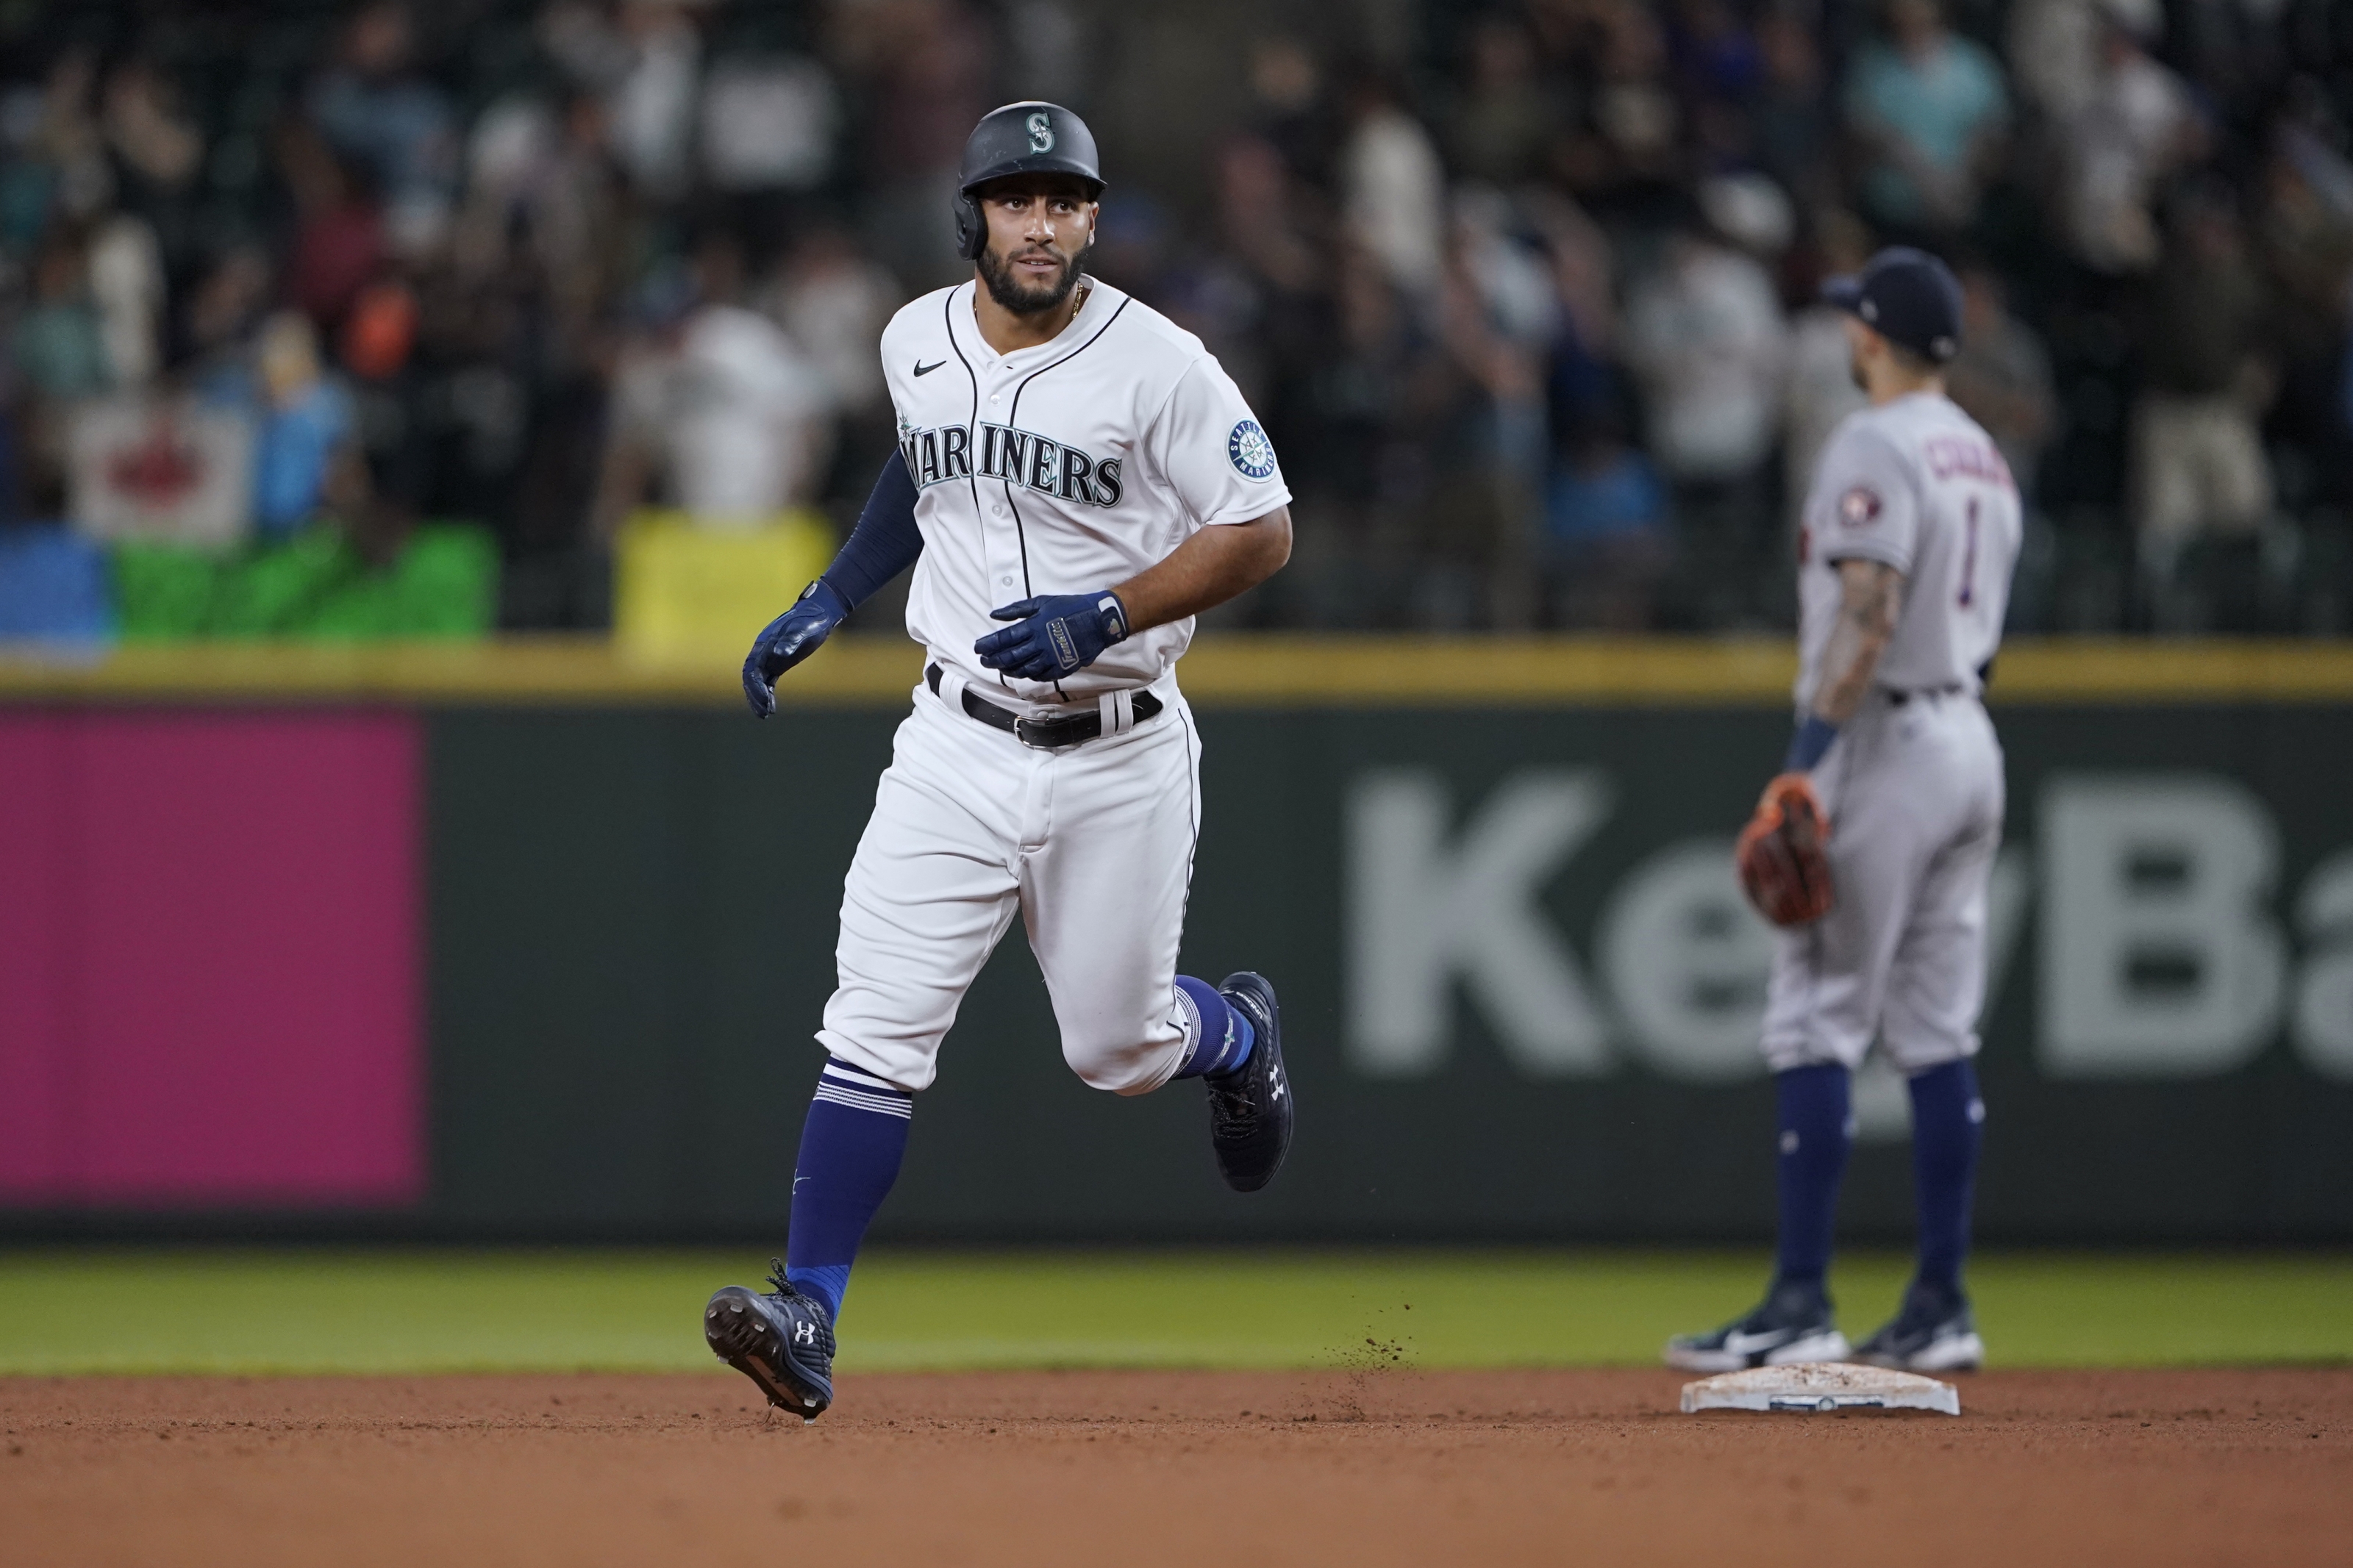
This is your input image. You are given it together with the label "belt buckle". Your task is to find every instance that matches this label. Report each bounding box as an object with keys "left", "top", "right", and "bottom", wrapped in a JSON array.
[{"left": 1013, "top": 715, "right": 1063, "bottom": 751}]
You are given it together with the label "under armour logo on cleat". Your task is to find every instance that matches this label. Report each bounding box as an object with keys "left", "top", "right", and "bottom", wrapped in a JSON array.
[
  {"left": 793, "top": 1321, "right": 817, "bottom": 1345},
  {"left": 1270, "top": 1067, "right": 1286, "bottom": 1101}
]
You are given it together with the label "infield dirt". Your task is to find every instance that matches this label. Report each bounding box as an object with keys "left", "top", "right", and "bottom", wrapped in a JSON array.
[{"left": 5, "top": 1367, "right": 2348, "bottom": 1566}]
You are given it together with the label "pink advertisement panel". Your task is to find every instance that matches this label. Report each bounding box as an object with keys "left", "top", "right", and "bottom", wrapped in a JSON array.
[{"left": 0, "top": 711, "right": 424, "bottom": 1207}]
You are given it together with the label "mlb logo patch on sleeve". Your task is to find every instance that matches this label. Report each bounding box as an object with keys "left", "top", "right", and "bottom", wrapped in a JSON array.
[
  {"left": 1228, "top": 420, "right": 1278, "bottom": 480},
  {"left": 1838, "top": 487, "right": 1882, "bottom": 526}
]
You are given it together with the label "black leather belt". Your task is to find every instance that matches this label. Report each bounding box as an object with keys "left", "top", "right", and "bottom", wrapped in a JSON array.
[
  {"left": 1885, "top": 684, "right": 1965, "bottom": 706},
  {"left": 927, "top": 664, "right": 1163, "bottom": 749}
]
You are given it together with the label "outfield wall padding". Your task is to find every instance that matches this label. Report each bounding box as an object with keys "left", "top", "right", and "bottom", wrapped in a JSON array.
[{"left": 4, "top": 679, "right": 2350, "bottom": 1242}]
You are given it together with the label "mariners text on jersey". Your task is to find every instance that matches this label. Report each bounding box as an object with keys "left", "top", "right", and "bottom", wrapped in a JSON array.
[
  {"left": 878, "top": 273, "right": 1290, "bottom": 704},
  {"left": 898, "top": 419, "right": 1124, "bottom": 508}
]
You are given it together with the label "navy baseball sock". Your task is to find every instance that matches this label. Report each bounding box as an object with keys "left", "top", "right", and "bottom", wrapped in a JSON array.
[
  {"left": 1773, "top": 1064, "right": 1853, "bottom": 1296},
  {"left": 1907, "top": 1060, "right": 1985, "bottom": 1300},
  {"left": 782, "top": 1059, "right": 913, "bottom": 1325},
  {"left": 1170, "top": 975, "right": 1254, "bottom": 1078}
]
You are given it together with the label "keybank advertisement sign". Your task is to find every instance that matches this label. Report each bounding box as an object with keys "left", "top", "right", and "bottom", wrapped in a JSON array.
[
  {"left": 1343, "top": 768, "right": 2353, "bottom": 1094},
  {"left": 1127, "top": 702, "right": 2353, "bottom": 1242}
]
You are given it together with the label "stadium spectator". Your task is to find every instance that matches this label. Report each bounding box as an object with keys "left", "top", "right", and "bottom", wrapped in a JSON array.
[
  {"left": 1668, "top": 0, "right": 1763, "bottom": 173},
  {"left": 1449, "top": 15, "right": 1560, "bottom": 189},
  {"left": 700, "top": 54, "right": 838, "bottom": 198},
  {"left": 2050, "top": 3, "right": 2203, "bottom": 275},
  {"left": 1842, "top": 0, "right": 2010, "bottom": 238},
  {"left": 1245, "top": 37, "right": 1338, "bottom": 188},
  {"left": 2006, "top": 0, "right": 2119, "bottom": 123},
  {"left": 1543, "top": 406, "right": 1671, "bottom": 631},
  {"left": 2257, "top": 125, "right": 2353, "bottom": 506},
  {"left": 1285, "top": 243, "right": 1436, "bottom": 629},
  {"left": 16, "top": 48, "right": 111, "bottom": 228},
  {"left": 1341, "top": 72, "right": 1447, "bottom": 299},
  {"left": 1566, "top": 0, "right": 1684, "bottom": 207},
  {"left": 761, "top": 226, "right": 897, "bottom": 428},
  {"left": 593, "top": 232, "right": 833, "bottom": 534},
  {"left": 607, "top": 0, "right": 704, "bottom": 203},
  {"left": 1781, "top": 212, "right": 1874, "bottom": 534},
  {"left": 249, "top": 310, "right": 363, "bottom": 540},
  {"left": 1944, "top": 264, "right": 2059, "bottom": 499},
  {"left": 307, "top": 3, "right": 459, "bottom": 254},
  {"left": 100, "top": 58, "right": 201, "bottom": 194},
  {"left": 85, "top": 213, "right": 163, "bottom": 390},
  {"left": 1752, "top": 9, "right": 1835, "bottom": 209},
  {"left": 99, "top": 56, "right": 202, "bottom": 274},
  {"left": 1621, "top": 214, "right": 1788, "bottom": 492},
  {"left": 2131, "top": 188, "right": 2275, "bottom": 574},
  {"left": 278, "top": 126, "right": 388, "bottom": 333},
  {"left": 11, "top": 229, "right": 109, "bottom": 404},
  {"left": 1622, "top": 207, "right": 1788, "bottom": 623},
  {"left": 832, "top": 0, "right": 996, "bottom": 290}
]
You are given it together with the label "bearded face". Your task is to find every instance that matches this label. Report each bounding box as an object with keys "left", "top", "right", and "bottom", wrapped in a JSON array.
[
  {"left": 972, "top": 178, "right": 1096, "bottom": 316},
  {"left": 977, "top": 235, "right": 1085, "bottom": 315}
]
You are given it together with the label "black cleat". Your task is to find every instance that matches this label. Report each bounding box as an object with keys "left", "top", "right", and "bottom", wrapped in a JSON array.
[
  {"left": 1206, "top": 971, "right": 1292, "bottom": 1192},
  {"left": 1664, "top": 1279, "right": 1852, "bottom": 1372},
  {"left": 704, "top": 1259, "right": 835, "bottom": 1420},
  {"left": 1854, "top": 1281, "right": 1984, "bottom": 1372}
]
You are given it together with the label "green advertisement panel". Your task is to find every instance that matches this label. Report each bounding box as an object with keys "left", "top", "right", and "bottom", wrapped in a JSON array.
[{"left": 427, "top": 698, "right": 2353, "bottom": 1243}]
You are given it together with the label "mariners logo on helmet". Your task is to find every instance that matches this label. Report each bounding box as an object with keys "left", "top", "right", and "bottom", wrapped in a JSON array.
[
  {"left": 1026, "top": 112, "right": 1054, "bottom": 153},
  {"left": 1228, "top": 420, "right": 1278, "bottom": 480}
]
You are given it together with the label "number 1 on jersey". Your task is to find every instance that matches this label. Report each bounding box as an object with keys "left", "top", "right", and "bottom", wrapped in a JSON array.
[{"left": 1958, "top": 498, "right": 1980, "bottom": 609}]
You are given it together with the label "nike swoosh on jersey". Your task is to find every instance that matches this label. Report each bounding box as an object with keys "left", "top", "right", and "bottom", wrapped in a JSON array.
[{"left": 914, "top": 359, "right": 946, "bottom": 376}]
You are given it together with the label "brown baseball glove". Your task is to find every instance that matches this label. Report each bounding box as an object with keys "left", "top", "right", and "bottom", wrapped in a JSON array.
[{"left": 1735, "top": 773, "right": 1835, "bottom": 926}]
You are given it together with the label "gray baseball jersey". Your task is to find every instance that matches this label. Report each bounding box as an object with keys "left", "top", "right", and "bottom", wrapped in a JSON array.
[
  {"left": 1765, "top": 390, "right": 2021, "bottom": 1075},
  {"left": 1795, "top": 391, "right": 2021, "bottom": 713}
]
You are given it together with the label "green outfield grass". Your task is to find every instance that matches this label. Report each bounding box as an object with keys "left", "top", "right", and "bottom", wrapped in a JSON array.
[{"left": 0, "top": 1248, "right": 2346, "bottom": 1376}]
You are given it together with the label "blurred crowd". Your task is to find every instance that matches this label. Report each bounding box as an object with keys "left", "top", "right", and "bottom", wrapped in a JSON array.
[{"left": 3, "top": 0, "right": 2352, "bottom": 636}]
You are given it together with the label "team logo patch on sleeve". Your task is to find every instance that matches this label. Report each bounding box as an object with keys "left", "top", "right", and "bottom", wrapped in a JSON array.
[
  {"left": 1838, "top": 486, "right": 1882, "bottom": 526},
  {"left": 1227, "top": 419, "right": 1278, "bottom": 480}
]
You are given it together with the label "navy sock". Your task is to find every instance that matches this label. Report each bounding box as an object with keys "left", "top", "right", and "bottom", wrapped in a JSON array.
[
  {"left": 1774, "top": 1064, "right": 1853, "bottom": 1295},
  {"left": 782, "top": 1059, "right": 913, "bottom": 1325},
  {"left": 1907, "top": 1060, "right": 1985, "bottom": 1299},
  {"left": 1170, "top": 975, "right": 1254, "bottom": 1078}
]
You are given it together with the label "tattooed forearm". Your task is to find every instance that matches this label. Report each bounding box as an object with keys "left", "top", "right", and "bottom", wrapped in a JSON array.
[{"left": 1813, "top": 558, "right": 1903, "bottom": 724}]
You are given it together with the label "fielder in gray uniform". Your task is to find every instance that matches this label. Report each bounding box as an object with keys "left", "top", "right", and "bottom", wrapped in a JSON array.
[{"left": 1670, "top": 248, "right": 2021, "bottom": 1374}]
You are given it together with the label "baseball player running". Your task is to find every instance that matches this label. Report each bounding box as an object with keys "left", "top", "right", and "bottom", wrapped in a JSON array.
[
  {"left": 703, "top": 103, "right": 1296, "bottom": 1420},
  {"left": 1668, "top": 248, "right": 2018, "bottom": 1375}
]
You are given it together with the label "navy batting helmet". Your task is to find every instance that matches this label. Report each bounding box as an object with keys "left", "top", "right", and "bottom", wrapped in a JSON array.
[{"left": 953, "top": 101, "right": 1104, "bottom": 262}]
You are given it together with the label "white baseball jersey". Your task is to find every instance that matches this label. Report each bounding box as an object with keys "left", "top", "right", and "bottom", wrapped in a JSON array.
[
  {"left": 880, "top": 276, "right": 1291, "bottom": 707},
  {"left": 821, "top": 276, "right": 1285, "bottom": 1094},
  {"left": 1794, "top": 391, "right": 2021, "bottom": 713},
  {"left": 1765, "top": 390, "right": 2019, "bottom": 1076}
]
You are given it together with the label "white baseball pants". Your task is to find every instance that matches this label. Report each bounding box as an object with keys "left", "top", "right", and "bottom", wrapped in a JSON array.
[
  {"left": 1761, "top": 690, "right": 2005, "bottom": 1075},
  {"left": 818, "top": 672, "right": 1202, "bottom": 1095}
]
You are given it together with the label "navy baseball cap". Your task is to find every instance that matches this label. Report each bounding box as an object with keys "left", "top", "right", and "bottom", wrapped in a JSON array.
[{"left": 1821, "top": 246, "right": 1963, "bottom": 364}]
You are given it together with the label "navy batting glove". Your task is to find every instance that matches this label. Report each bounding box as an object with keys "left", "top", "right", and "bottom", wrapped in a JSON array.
[
  {"left": 974, "top": 590, "right": 1130, "bottom": 682},
  {"left": 742, "top": 579, "right": 849, "bottom": 717}
]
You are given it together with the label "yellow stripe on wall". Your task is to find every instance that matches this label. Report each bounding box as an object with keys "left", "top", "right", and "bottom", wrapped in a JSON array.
[{"left": 7, "top": 635, "right": 2353, "bottom": 705}]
